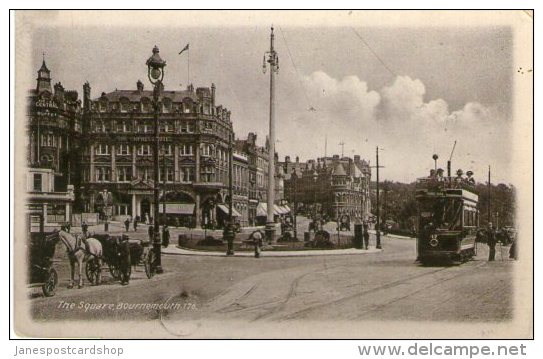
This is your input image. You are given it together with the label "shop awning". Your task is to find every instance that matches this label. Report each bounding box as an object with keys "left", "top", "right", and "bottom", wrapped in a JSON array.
[
  {"left": 158, "top": 203, "right": 195, "bottom": 215},
  {"left": 256, "top": 203, "right": 287, "bottom": 217},
  {"left": 217, "top": 204, "right": 242, "bottom": 217},
  {"left": 279, "top": 205, "right": 291, "bottom": 214}
]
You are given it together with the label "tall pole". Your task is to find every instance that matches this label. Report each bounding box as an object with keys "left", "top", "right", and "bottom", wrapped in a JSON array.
[
  {"left": 153, "top": 81, "right": 163, "bottom": 273},
  {"left": 376, "top": 146, "right": 382, "bottom": 249},
  {"left": 226, "top": 130, "right": 235, "bottom": 255},
  {"left": 264, "top": 26, "right": 279, "bottom": 244},
  {"left": 146, "top": 45, "right": 165, "bottom": 274},
  {"left": 488, "top": 165, "right": 491, "bottom": 224},
  {"left": 162, "top": 150, "right": 166, "bottom": 223},
  {"left": 293, "top": 175, "right": 297, "bottom": 240}
]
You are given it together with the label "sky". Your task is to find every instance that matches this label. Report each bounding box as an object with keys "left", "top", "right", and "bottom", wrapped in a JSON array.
[{"left": 25, "top": 14, "right": 516, "bottom": 185}]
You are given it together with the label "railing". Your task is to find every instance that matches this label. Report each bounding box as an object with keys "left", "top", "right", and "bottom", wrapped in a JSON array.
[{"left": 416, "top": 177, "right": 476, "bottom": 191}]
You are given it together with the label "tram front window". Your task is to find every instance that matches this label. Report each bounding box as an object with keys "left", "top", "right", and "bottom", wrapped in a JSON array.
[{"left": 419, "top": 198, "right": 462, "bottom": 230}]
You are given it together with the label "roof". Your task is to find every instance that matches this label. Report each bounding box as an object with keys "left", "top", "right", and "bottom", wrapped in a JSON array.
[
  {"left": 95, "top": 89, "right": 199, "bottom": 103},
  {"left": 349, "top": 162, "right": 363, "bottom": 178},
  {"left": 332, "top": 162, "right": 347, "bottom": 176},
  {"left": 38, "top": 60, "right": 50, "bottom": 73}
]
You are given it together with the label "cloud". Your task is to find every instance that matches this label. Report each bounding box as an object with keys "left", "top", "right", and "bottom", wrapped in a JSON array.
[{"left": 275, "top": 71, "right": 511, "bottom": 184}]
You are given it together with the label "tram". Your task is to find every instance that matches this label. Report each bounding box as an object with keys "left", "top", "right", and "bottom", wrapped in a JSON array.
[{"left": 415, "top": 169, "right": 479, "bottom": 264}]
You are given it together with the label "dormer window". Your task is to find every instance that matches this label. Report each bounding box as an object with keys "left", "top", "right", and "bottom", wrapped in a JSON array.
[
  {"left": 99, "top": 100, "right": 108, "bottom": 112},
  {"left": 141, "top": 98, "right": 151, "bottom": 112},
  {"left": 162, "top": 98, "right": 171, "bottom": 113},
  {"left": 120, "top": 98, "right": 130, "bottom": 112}
]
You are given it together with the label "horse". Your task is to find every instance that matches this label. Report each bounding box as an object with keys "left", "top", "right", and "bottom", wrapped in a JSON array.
[{"left": 55, "top": 229, "right": 103, "bottom": 288}]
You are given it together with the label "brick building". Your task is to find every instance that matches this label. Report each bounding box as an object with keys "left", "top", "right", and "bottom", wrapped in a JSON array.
[
  {"left": 26, "top": 59, "right": 81, "bottom": 226},
  {"left": 280, "top": 155, "right": 371, "bottom": 221}
]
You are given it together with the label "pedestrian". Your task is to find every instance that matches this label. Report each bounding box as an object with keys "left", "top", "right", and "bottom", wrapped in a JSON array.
[
  {"left": 133, "top": 217, "right": 138, "bottom": 232},
  {"left": 118, "top": 235, "right": 131, "bottom": 286},
  {"left": 145, "top": 213, "right": 150, "bottom": 225},
  {"left": 486, "top": 222, "right": 496, "bottom": 261},
  {"left": 252, "top": 231, "right": 263, "bottom": 258},
  {"left": 509, "top": 238, "right": 518, "bottom": 260},
  {"left": 124, "top": 217, "right": 130, "bottom": 232},
  {"left": 162, "top": 225, "right": 170, "bottom": 248},
  {"left": 363, "top": 223, "right": 370, "bottom": 250},
  {"left": 148, "top": 225, "right": 154, "bottom": 243},
  {"left": 81, "top": 221, "right": 88, "bottom": 237}
]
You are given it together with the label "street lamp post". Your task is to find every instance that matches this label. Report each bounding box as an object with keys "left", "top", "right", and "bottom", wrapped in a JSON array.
[
  {"left": 224, "top": 131, "right": 235, "bottom": 255},
  {"left": 146, "top": 45, "right": 166, "bottom": 274},
  {"left": 375, "top": 146, "right": 382, "bottom": 249},
  {"left": 312, "top": 170, "right": 318, "bottom": 232},
  {"left": 103, "top": 189, "right": 112, "bottom": 232},
  {"left": 292, "top": 172, "right": 298, "bottom": 240},
  {"left": 262, "top": 26, "right": 279, "bottom": 244}
]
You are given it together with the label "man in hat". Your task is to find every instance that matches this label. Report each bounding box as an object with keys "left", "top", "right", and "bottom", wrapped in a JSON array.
[
  {"left": 486, "top": 222, "right": 497, "bottom": 261},
  {"left": 252, "top": 231, "right": 263, "bottom": 258},
  {"left": 363, "top": 223, "right": 370, "bottom": 250},
  {"left": 162, "top": 225, "right": 170, "bottom": 248}
]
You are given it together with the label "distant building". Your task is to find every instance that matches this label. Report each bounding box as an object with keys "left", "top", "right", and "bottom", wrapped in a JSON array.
[
  {"left": 26, "top": 59, "right": 80, "bottom": 226},
  {"left": 80, "top": 80, "right": 236, "bottom": 228},
  {"left": 235, "top": 133, "right": 285, "bottom": 226},
  {"left": 280, "top": 154, "right": 371, "bottom": 221},
  {"left": 26, "top": 55, "right": 287, "bottom": 229}
]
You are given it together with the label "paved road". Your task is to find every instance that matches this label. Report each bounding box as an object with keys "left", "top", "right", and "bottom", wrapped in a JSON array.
[{"left": 29, "top": 232, "right": 514, "bottom": 334}]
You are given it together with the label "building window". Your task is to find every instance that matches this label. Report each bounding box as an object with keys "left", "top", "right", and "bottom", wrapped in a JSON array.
[
  {"left": 33, "top": 173, "right": 42, "bottom": 191},
  {"left": 117, "top": 167, "right": 131, "bottom": 182},
  {"left": 96, "top": 167, "right": 111, "bottom": 182},
  {"left": 160, "top": 144, "right": 172, "bottom": 155},
  {"left": 138, "top": 145, "right": 151, "bottom": 156},
  {"left": 160, "top": 122, "right": 173, "bottom": 133},
  {"left": 120, "top": 98, "right": 130, "bottom": 112},
  {"left": 180, "top": 144, "right": 193, "bottom": 156},
  {"left": 116, "top": 120, "right": 131, "bottom": 133},
  {"left": 201, "top": 144, "right": 213, "bottom": 157},
  {"left": 96, "top": 144, "right": 110, "bottom": 155},
  {"left": 96, "top": 144, "right": 109, "bottom": 155},
  {"left": 137, "top": 167, "right": 153, "bottom": 181},
  {"left": 117, "top": 144, "right": 130, "bottom": 155},
  {"left": 137, "top": 122, "right": 152, "bottom": 133},
  {"left": 181, "top": 167, "right": 194, "bottom": 182},
  {"left": 159, "top": 168, "right": 174, "bottom": 182}
]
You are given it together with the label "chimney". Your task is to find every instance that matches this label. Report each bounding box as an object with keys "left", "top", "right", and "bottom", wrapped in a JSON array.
[
  {"left": 137, "top": 80, "right": 144, "bottom": 93},
  {"left": 296, "top": 156, "right": 299, "bottom": 163},
  {"left": 285, "top": 156, "right": 291, "bottom": 163},
  {"left": 83, "top": 82, "right": 91, "bottom": 111},
  {"left": 211, "top": 83, "right": 216, "bottom": 107},
  {"left": 54, "top": 82, "right": 65, "bottom": 101},
  {"left": 354, "top": 155, "right": 360, "bottom": 163},
  {"left": 333, "top": 154, "right": 340, "bottom": 160}
]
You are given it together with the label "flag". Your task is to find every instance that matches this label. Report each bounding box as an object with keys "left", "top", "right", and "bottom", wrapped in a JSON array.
[{"left": 179, "top": 43, "right": 189, "bottom": 55}]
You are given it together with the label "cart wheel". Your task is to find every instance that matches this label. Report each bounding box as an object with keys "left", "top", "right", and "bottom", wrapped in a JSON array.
[
  {"left": 108, "top": 263, "right": 120, "bottom": 279},
  {"left": 85, "top": 259, "right": 100, "bottom": 285},
  {"left": 42, "top": 268, "right": 58, "bottom": 297},
  {"left": 144, "top": 249, "right": 156, "bottom": 279}
]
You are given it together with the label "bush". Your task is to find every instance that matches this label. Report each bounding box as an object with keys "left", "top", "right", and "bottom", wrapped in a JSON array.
[
  {"left": 196, "top": 236, "right": 224, "bottom": 246},
  {"left": 304, "top": 230, "right": 335, "bottom": 249},
  {"left": 278, "top": 232, "right": 298, "bottom": 242},
  {"left": 178, "top": 234, "right": 190, "bottom": 247}
]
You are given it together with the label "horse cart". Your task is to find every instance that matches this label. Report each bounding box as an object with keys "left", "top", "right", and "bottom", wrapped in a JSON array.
[
  {"left": 90, "top": 234, "right": 157, "bottom": 282},
  {"left": 28, "top": 231, "right": 59, "bottom": 297}
]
